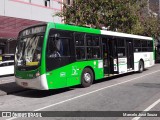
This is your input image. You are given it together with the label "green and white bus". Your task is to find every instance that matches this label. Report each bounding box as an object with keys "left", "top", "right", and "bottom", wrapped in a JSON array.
[{"left": 15, "top": 22, "right": 155, "bottom": 90}]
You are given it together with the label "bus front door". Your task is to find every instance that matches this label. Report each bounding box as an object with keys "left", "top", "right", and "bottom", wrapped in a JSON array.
[{"left": 126, "top": 40, "right": 134, "bottom": 70}]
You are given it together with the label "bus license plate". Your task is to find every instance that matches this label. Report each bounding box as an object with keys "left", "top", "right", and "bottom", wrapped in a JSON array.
[{"left": 21, "top": 82, "right": 28, "bottom": 87}]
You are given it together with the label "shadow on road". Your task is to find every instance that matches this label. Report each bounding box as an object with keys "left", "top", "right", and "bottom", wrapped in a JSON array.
[
  {"left": 94, "top": 72, "right": 136, "bottom": 84},
  {"left": 12, "top": 87, "right": 74, "bottom": 98},
  {"left": 0, "top": 82, "right": 28, "bottom": 95}
]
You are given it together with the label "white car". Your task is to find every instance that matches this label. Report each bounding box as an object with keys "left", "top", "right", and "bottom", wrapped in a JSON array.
[{"left": 0, "top": 60, "right": 14, "bottom": 76}]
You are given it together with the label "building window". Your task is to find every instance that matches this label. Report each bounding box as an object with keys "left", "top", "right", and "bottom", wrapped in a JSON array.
[
  {"left": 64, "top": 0, "right": 72, "bottom": 5},
  {"left": 44, "top": 0, "right": 50, "bottom": 7},
  {"left": 67, "top": 0, "right": 70, "bottom": 5}
]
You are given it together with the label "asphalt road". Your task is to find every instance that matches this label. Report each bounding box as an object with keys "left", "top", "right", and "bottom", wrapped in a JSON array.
[{"left": 1, "top": 64, "right": 160, "bottom": 120}]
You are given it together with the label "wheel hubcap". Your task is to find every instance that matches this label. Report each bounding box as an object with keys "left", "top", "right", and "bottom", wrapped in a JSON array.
[
  {"left": 140, "top": 64, "right": 143, "bottom": 71},
  {"left": 84, "top": 73, "right": 91, "bottom": 83}
]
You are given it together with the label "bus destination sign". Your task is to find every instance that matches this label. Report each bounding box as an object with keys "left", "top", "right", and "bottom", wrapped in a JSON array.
[{"left": 21, "top": 26, "right": 46, "bottom": 37}]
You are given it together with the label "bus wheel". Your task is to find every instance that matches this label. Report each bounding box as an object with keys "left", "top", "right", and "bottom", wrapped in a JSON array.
[
  {"left": 81, "top": 68, "right": 94, "bottom": 87},
  {"left": 138, "top": 60, "right": 144, "bottom": 73}
]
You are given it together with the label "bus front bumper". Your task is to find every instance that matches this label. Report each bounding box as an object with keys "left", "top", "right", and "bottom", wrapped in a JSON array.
[{"left": 15, "top": 74, "right": 49, "bottom": 90}]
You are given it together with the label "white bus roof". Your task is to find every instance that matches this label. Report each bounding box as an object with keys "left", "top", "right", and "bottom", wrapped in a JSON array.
[{"left": 101, "top": 30, "right": 153, "bottom": 40}]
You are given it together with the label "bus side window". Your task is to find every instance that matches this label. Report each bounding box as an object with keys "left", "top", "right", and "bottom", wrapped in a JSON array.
[
  {"left": 47, "top": 33, "right": 70, "bottom": 58},
  {"left": 76, "top": 47, "right": 85, "bottom": 60},
  {"left": 75, "top": 33, "right": 85, "bottom": 60},
  {"left": 46, "top": 29, "right": 73, "bottom": 71},
  {"left": 86, "top": 35, "right": 101, "bottom": 59}
]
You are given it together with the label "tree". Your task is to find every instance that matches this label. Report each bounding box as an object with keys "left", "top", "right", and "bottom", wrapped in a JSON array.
[{"left": 55, "top": 0, "right": 159, "bottom": 38}]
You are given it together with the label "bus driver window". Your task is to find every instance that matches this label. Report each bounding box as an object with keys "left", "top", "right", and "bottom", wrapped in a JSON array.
[{"left": 48, "top": 34, "right": 63, "bottom": 58}]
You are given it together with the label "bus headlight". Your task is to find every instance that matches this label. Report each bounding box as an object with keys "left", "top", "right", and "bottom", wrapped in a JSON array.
[{"left": 36, "top": 71, "right": 40, "bottom": 77}]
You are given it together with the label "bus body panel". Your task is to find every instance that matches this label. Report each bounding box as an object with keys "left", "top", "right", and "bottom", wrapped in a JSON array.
[
  {"left": 133, "top": 52, "right": 154, "bottom": 71},
  {"left": 46, "top": 60, "right": 104, "bottom": 89},
  {"left": 118, "top": 57, "right": 128, "bottom": 74},
  {"left": 15, "top": 68, "right": 40, "bottom": 79},
  {"left": 15, "top": 60, "right": 104, "bottom": 90}
]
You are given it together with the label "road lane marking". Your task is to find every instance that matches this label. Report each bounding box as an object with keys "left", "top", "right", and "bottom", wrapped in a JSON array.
[
  {"left": 6, "top": 69, "right": 160, "bottom": 120},
  {"left": 132, "top": 98, "right": 160, "bottom": 120}
]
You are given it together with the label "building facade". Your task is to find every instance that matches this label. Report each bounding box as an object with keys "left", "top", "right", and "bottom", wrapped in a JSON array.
[{"left": 0, "top": 0, "right": 63, "bottom": 56}]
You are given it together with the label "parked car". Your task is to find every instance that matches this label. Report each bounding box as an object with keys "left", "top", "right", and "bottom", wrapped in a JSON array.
[{"left": 0, "top": 60, "right": 14, "bottom": 76}]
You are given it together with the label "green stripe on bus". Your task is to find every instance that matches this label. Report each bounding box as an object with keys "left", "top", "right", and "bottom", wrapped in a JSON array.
[{"left": 53, "top": 23, "right": 101, "bottom": 34}]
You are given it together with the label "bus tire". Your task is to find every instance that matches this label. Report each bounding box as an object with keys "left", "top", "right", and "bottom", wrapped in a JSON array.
[
  {"left": 81, "top": 68, "right": 94, "bottom": 87},
  {"left": 138, "top": 60, "right": 144, "bottom": 73}
]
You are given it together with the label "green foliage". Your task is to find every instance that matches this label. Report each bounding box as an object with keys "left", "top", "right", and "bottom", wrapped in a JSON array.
[
  {"left": 55, "top": 0, "right": 159, "bottom": 38},
  {"left": 143, "top": 17, "right": 159, "bottom": 38}
]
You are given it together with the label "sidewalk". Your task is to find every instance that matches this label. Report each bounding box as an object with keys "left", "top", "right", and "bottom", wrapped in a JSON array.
[{"left": 0, "top": 76, "right": 28, "bottom": 96}]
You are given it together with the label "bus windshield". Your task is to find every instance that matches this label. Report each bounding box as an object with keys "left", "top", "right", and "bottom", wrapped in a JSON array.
[{"left": 15, "top": 34, "right": 44, "bottom": 69}]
